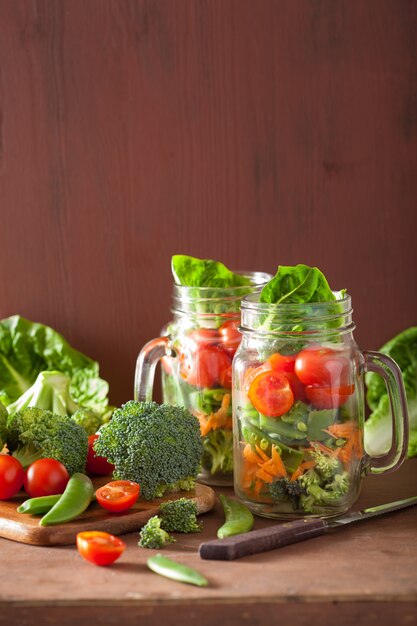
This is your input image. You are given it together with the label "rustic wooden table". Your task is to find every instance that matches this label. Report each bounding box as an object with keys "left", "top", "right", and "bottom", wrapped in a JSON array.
[{"left": 1, "top": 460, "right": 416, "bottom": 626}]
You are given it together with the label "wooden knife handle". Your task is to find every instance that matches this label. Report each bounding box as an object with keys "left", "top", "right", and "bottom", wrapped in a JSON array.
[{"left": 199, "top": 518, "right": 328, "bottom": 560}]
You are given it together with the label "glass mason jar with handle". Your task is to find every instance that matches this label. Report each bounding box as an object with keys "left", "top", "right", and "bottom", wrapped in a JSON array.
[
  {"left": 134, "top": 272, "right": 271, "bottom": 486},
  {"left": 233, "top": 293, "right": 409, "bottom": 519}
]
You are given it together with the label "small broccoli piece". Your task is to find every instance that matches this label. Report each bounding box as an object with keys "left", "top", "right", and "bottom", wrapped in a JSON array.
[
  {"left": 138, "top": 516, "right": 176, "bottom": 549},
  {"left": 201, "top": 429, "right": 233, "bottom": 475},
  {"left": 159, "top": 498, "right": 202, "bottom": 533},
  {"left": 269, "top": 477, "right": 306, "bottom": 510},
  {"left": 298, "top": 468, "right": 350, "bottom": 512},
  {"left": 93, "top": 401, "right": 203, "bottom": 500},
  {"left": 310, "top": 447, "right": 343, "bottom": 481},
  {"left": 71, "top": 409, "right": 102, "bottom": 436},
  {"left": 6, "top": 407, "right": 88, "bottom": 474}
]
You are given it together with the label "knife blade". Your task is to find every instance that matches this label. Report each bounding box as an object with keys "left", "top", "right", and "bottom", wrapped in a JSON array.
[{"left": 199, "top": 495, "right": 417, "bottom": 561}]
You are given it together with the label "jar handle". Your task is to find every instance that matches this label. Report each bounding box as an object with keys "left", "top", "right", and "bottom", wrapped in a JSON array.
[
  {"left": 134, "top": 336, "right": 170, "bottom": 401},
  {"left": 363, "top": 350, "right": 409, "bottom": 474}
]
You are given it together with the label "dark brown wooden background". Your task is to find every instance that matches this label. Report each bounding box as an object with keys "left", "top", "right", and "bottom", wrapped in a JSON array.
[{"left": 0, "top": 0, "right": 416, "bottom": 405}]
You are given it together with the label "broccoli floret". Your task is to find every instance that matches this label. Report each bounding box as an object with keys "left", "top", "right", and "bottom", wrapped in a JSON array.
[
  {"left": 71, "top": 409, "right": 102, "bottom": 436},
  {"left": 6, "top": 407, "right": 88, "bottom": 474},
  {"left": 309, "top": 447, "right": 343, "bottom": 481},
  {"left": 201, "top": 429, "right": 233, "bottom": 475},
  {"left": 93, "top": 401, "right": 203, "bottom": 500},
  {"left": 269, "top": 477, "right": 306, "bottom": 510},
  {"left": 298, "top": 468, "right": 350, "bottom": 512},
  {"left": 159, "top": 498, "right": 202, "bottom": 533},
  {"left": 138, "top": 516, "right": 176, "bottom": 549}
]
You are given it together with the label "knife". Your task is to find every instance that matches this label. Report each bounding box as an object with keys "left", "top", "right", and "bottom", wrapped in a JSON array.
[{"left": 199, "top": 495, "right": 417, "bottom": 561}]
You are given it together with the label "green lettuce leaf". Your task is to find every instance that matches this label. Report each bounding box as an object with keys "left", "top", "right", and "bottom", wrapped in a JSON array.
[
  {"left": 0, "top": 315, "right": 109, "bottom": 414},
  {"left": 171, "top": 255, "right": 250, "bottom": 288},
  {"left": 365, "top": 326, "right": 417, "bottom": 458}
]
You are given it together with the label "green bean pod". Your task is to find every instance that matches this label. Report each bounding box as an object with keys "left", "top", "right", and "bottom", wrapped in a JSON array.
[
  {"left": 40, "top": 473, "right": 94, "bottom": 526},
  {"left": 17, "top": 494, "right": 62, "bottom": 515},
  {"left": 147, "top": 554, "right": 208, "bottom": 587},
  {"left": 217, "top": 494, "right": 254, "bottom": 538}
]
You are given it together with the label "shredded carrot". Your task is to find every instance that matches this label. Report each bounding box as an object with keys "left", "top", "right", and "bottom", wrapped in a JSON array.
[
  {"left": 197, "top": 393, "right": 232, "bottom": 436},
  {"left": 290, "top": 460, "right": 315, "bottom": 481}
]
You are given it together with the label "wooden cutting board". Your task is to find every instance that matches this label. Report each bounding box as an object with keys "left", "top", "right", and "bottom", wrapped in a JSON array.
[{"left": 0, "top": 477, "right": 216, "bottom": 546}]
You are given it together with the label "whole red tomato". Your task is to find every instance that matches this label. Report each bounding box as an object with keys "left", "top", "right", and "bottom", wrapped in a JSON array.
[
  {"left": 295, "top": 346, "right": 351, "bottom": 388},
  {"left": 86, "top": 435, "right": 115, "bottom": 476},
  {"left": 24, "top": 458, "right": 70, "bottom": 498},
  {"left": 219, "top": 320, "right": 242, "bottom": 356},
  {"left": 0, "top": 455, "right": 24, "bottom": 499}
]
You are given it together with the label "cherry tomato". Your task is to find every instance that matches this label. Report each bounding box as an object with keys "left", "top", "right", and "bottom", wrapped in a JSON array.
[
  {"left": 243, "top": 363, "right": 272, "bottom": 393},
  {"left": 181, "top": 346, "right": 232, "bottom": 388},
  {"left": 76, "top": 531, "right": 126, "bottom": 566},
  {"left": 24, "top": 458, "right": 70, "bottom": 498},
  {"left": 187, "top": 328, "right": 220, "bottom": 346},
  {"left": 295, "top": 347, "right": 351, "bottom": 388},
  {"left": 95, "top": 480, "right": 140, "bottom": 513},
  {"left": 218, "top": 363, "right": 233, "bottom": 389},
  {"left": 248, "top": 370, "right": 294, "bottom": 418},
  {"left": 86, "top": 435, "right": 115, "bottom": 476},
  {"left": 306, "top": 384, "right": 355, "bottom": 409},
  {"left": 268, "top": 352, "right": 297, "bottom": 373},
  {"left": 0, "top": 455, "right": 24, "bottom": 500},
  {"left": 219, "top": 320, "right": 242, "bottom": 356}
]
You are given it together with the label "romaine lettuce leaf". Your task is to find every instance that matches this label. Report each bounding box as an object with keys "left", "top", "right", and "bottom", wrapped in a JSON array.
[{"left": 0, "top": 315, "right": 109, "bottom": 414}]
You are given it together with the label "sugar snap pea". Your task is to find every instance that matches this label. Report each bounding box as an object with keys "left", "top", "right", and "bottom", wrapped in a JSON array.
[
  {"left": 217, "top": 494, "right": 254, "bottom": 538},
  {"left": 40, "top": 473, "right": 94, "bottom": 526},
  {"left": 147, "top": 554, "right": 208, "bottom": 587},
  {"left": 17, "top": 494, "right": 62, "bottom": 515}
]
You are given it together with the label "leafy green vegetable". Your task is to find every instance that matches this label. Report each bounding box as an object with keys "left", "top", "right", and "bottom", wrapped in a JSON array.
[
  {"left": 172, "top": 255, "right": 250, "bottom": 288},
  {"left": 93, "top": 401, "right": 203, "bottom": 500},
  {"left": 159, "top": 498, "right": 202, "bottom": 533},
  {"left": 260, "top": 264, "right": 338, "bottom": 304},
  {"left": 6, "top": 407, "right": 88, "bottom": 473},
  {"left": 201, "top": 429, "right": 234, "bottom": 475},
  {"left": 138, "top": 516, "right": 175, "bottom": 549},
  {"left": 0, "top": 316, "right": 109, "bottom": 414},
  {"left": 365, "top": 326, "right": 417, "bottom": 458},
  {"left": 0, "top": 401, "right": 8, "bottom": 449}
]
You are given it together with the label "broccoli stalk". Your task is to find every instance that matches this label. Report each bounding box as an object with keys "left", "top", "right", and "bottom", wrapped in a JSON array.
[
  {"left": 6, "top": 407, "right": 88, "bottom": 473},
  {"left": 298, "top": 468, "right": 350, "bottom": 513},
  {"left": 138, "top": 516, "right": 176, "bottom": 549},
  {"left": 201, "top": 429, "right": 233, "bottom": 475},
  {"left": 93, "top": 401, "right": 203, "bottom": 500},
  {"left": 159, "top": 498, "right": 202, "bottom": 533}
]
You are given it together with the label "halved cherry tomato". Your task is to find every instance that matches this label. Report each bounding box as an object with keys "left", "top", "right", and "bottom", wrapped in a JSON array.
[
  {"left": 181, "top": 346, "right": 232, "bottom": 388},
  {"left": 243, "top": 363, "right": 272, "bottom": 393},
  {"left": 268, "top": 352, "right": 297, "bottom": 373},
  {"left": 305, "top": 384, "right": 355, "bottom": 409},
  {"left": 95, "top": 480, "right": 140, "bottom": 513},
  {"left": 24, "top": 458, "right": 69, "bottom": 498},
  {"left": 219, "top": 320, "right": 242, "bottom": 356},
  {"left": 76, "top": 531, "right": 126, "bottom": 566},
  {"left": 248, "top": 370, "right": 294, "bottom": 418},
  {"left": 295, "top": 346, "right": 351, "bottom": 388},
  {"left": 0, "top": 455, "right": 24, "bottom": 500},
  {"left": 87, "top": 435, "right": 115, "bottom": 476}
]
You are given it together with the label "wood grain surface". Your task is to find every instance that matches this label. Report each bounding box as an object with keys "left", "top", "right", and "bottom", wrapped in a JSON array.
[
  {"left": 0, "top": 480, "right": 215, "bottom": 546},
  {"left": 0, "top": 0, "right": 416, "bottom": 406}
]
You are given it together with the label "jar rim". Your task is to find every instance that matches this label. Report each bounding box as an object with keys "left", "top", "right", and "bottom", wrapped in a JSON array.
[{"left": 241, "top": 290, "right": 351, "bottom": 310}]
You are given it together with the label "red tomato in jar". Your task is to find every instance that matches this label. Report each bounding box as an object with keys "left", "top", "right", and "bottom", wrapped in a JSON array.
[
  {"left": 305, "top": 384, "right": 355, "bottom": 409},
  {"left": 187, "top": 328, "right": 220, "bottom": 346},
  {"left": 248, "top": 370, "right": 294, "bottom": 418},
  {"left": 219, "top": 320, "right": 242, "bottom": 356},
  {"left": 181, "top": 346, "right": 232, "bottom": 388},
  {"left": 77, "top": 531, "right": 126, "bottom": 566},
  {"left": 87, "top": 435, "right": 115, "bottom": 476},
  {"left": 24, "top": 459, "right": 69, "bottom": 498},
  {"left": 295, "top": 346, "right": 351, "bottom": 388},
  {"left": 0, "top": 455, "right": 24, "bottom": 500},
  {"left": 267, "top": 352, "right": 297, "bottom": 374},
  {"left": 95, "top": 480, "right": 140, "bottom": 513}
]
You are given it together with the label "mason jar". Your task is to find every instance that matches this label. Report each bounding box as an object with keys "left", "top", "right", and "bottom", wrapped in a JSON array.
[
  {"left": 134, "top": 272, "right": 271, "bottom": 486},
  {"left": 233, "top": 293, "right": 409, "bottom": 518}
]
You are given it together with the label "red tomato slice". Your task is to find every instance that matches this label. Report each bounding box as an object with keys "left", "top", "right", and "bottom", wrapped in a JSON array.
[
  {"left": 305, "top": 384, "right": 355, "bottom": 409},
  {"left": 219, "top": 320, "right": 242, "bottom": 356},
  {"left": 295, "top": 346, "right": 351, "bottom": 388},
  {"left": 24, "top": 458, "right": 69, "bottom": 498},
  {"left": 87, "top": 435, "right": 115, "bottom": 476},
  {"left": 95, "top": 480, "right": 140, "bottom": 513},
  {"left": 0, "top": 455, "right": 24, "bottom": 500},
  {"left": 248, "top": 370, "right": 294, "bottom": 418},
  {"left": 76, "top": 531, "right": 126, "bottom": 566}
]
